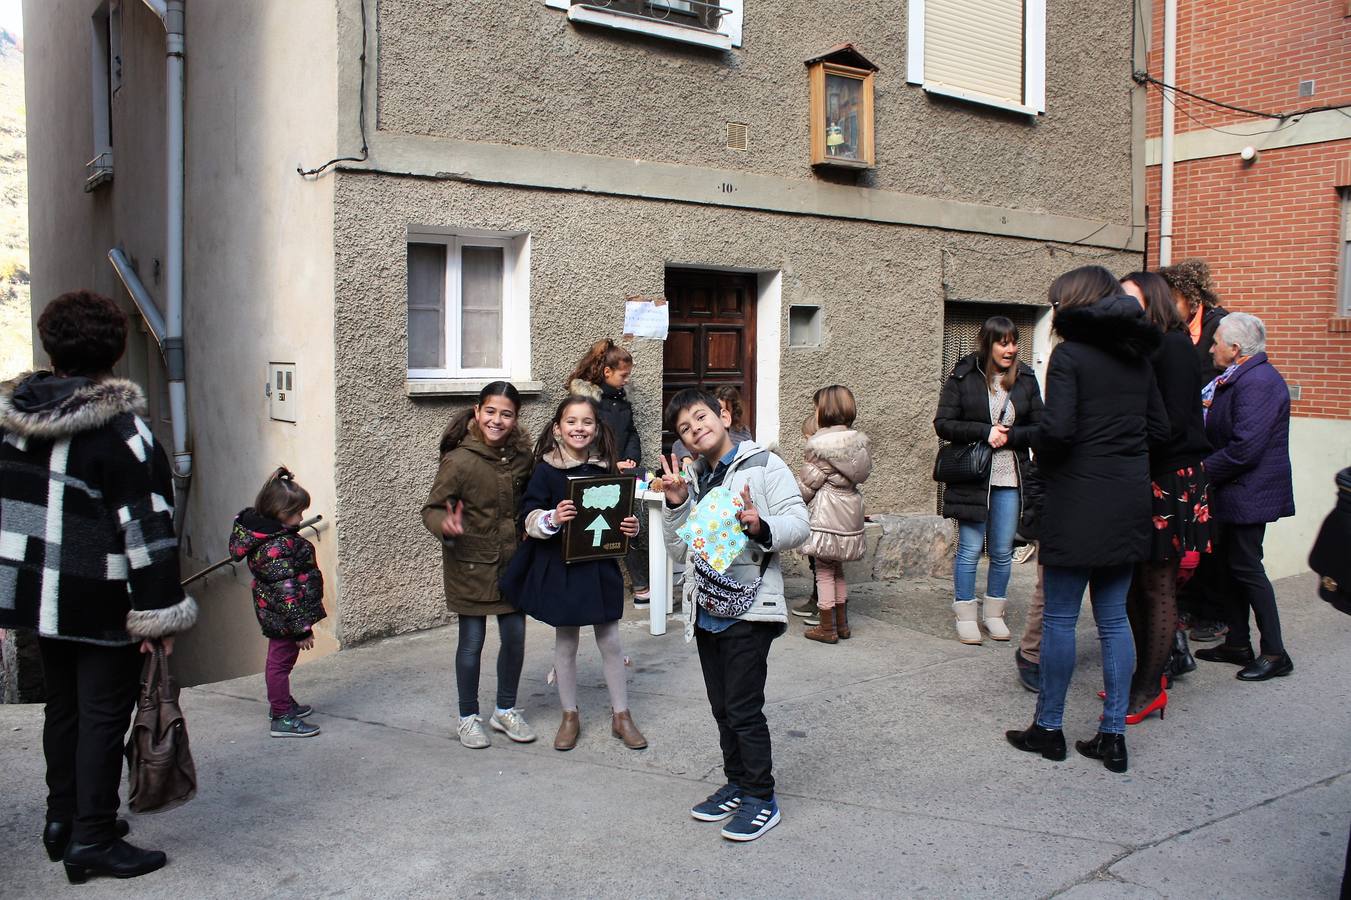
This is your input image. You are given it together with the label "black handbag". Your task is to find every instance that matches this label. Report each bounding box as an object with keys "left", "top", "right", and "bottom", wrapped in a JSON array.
[{"left": 933, "top": 396, "right": 1009, "bottom": 484}]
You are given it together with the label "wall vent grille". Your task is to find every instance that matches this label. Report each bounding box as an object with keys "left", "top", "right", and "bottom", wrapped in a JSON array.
[{"left": 726, "top": 122, "right": 749, "bottom": 151}]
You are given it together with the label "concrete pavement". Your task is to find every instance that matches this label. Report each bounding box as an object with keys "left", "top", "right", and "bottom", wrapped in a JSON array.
[{"left": 2, "top": 569, "right": 1348, "bottom": 898}]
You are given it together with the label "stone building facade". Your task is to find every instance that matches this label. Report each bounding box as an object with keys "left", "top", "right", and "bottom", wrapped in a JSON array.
[{"left": 23, "top": 0, "right": 1144, "bottom": 682}]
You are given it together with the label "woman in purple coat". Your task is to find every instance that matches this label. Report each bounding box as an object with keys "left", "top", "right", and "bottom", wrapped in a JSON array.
[{"left": 1194, "top": 313, "right": 1296, "bottom": 681}]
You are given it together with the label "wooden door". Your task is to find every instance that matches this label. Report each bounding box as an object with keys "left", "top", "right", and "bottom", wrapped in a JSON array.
[{"left": 662, "top": 269, "right": 757, "bottom": 454}]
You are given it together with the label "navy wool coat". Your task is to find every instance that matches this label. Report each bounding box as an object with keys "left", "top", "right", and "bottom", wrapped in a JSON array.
[{"left": 1202, "top": 352, "right": 1295, "bottom": 525}]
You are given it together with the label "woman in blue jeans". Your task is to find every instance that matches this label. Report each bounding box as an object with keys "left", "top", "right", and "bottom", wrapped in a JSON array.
[
  {"left": 934, "top": 316, "right": 1044, "bottom": 645},
  {"left": 1006, "top": 266, "right": 1168, "bottom": 774}
]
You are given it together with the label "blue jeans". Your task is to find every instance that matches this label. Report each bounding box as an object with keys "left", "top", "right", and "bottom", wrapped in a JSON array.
[
  {"left": 1035, "top": 564, "right": 1136, "bottom": 734},
  {"left": 954, "top": 486, "right": 1019, "bottom": 602}
]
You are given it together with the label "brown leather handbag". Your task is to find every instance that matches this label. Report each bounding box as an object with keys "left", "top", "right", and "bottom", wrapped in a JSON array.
[{"left": 124, "top": 642, "right": 197, "bottom": 813}]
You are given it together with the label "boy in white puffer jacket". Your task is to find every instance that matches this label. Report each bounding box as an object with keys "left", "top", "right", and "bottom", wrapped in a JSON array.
[{"left": 660, "top": 388, "right": 809, "bottom": 844}]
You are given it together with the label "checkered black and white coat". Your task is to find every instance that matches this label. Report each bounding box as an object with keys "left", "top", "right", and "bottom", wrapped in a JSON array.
[{"left": 0, "top": 374, "right": 197, "bottom": 645}]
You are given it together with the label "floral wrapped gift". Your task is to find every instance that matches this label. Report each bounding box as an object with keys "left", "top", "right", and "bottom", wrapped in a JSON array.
[{"left": 675, "top": 486, "right": 747, "bottom": 574}]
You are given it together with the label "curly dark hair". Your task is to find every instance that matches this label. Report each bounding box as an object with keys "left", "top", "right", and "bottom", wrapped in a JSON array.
[
  {"left": 37, "top": 290, "right": 128, "bottom": 376},
  {"left": 1158, "top": 258, "right": 1221, "bottom": 316}
]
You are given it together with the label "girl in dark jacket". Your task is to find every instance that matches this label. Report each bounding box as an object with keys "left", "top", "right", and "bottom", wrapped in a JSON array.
[
  {"left": 1119, "top": 272, "right": 1213, "bottom": 722},
  {"left": 1006, "top": 266, "right": 1169, "bottom": 775},
  {"left": 568, "top": 338, "right": 650, "bottom": 605},
  {"left": 934, "top": 316, "right": 1044, "bottom": 645},
  {"left": 500, "top": 395, "right": 645, "bottom": 751},
  {"left": 229, "top": 468, "right": 326, "bottom": 739}
]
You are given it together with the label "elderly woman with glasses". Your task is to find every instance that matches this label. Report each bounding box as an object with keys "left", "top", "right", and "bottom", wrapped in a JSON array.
[{"left": 1193, "top": 312, "right": 1296, "bottom": 682}]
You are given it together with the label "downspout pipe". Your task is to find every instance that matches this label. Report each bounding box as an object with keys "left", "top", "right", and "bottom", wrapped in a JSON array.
[
  {"left": 1158, "top": 0, "right": 1177, "bottom": 266},
  {"left": 136, "top": 0, "right": 191, "bottom": 481}
]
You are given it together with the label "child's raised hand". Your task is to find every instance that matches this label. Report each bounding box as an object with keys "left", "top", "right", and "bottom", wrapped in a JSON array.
[
  {"left": 298, "top": 634, "right": 315, "bottom": 651},
  {"left": 440, "top": 499, "right": 465, "bottom": 537},
  {"left": 619, "top": 515, "right": 640, "bottom": 537},
  {"left": 735, "top": 484, "right": 764, "bottom": 539},
  {"left": 659, "top": 452, "right": 689, "bottom": 507},
  {"left": 554, "top": 499, "right": 578, "bottom": 524}
]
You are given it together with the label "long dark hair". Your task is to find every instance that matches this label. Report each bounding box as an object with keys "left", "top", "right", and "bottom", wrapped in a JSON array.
[
  {"left": 438, "top": 381, "right": 522, "bottom": 457},
  {"left": 1122, "top": 271, "right": 1185, "bottom": 334},
  {"left": 1050, "top": 265, "right": 1121, "bottom": 336},
  {"left": 533, "top": 394, "right": 620, "bottom": 472},
  {"left": 566, "top": 338, "right": 633, "bottom": 388},
  {"left": 976, "top": 316, "right": 1020, "bottom": 392},
  {"left": 255, "top": 466, "right": 311, "bottom": 522}
]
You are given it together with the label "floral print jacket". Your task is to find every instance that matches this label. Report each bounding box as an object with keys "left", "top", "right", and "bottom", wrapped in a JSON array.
[{"left": 229, "top": 508, "right": 326, "bottom": 640}]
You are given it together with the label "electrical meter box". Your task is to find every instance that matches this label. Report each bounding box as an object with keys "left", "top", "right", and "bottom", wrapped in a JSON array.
[{"left": 267, "top": 362, "right": 297, "bottom": 423}]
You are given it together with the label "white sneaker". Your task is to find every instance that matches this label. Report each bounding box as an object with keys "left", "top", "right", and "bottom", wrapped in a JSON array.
[
  {"left": 489, "top": 708, "right": 537, "bottom": 743},
  {"left": 457, "top": 715, "right": 492, "bottom": 749}
]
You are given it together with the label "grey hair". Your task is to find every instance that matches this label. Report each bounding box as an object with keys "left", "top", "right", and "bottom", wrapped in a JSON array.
[{"left": 1215, "top": 312, "right": 1266, "bottom": 357}]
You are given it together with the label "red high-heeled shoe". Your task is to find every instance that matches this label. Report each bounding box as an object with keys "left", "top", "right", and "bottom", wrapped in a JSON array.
[{"left": 1098, "top": 676, "right": 1169, "bottom": 725}]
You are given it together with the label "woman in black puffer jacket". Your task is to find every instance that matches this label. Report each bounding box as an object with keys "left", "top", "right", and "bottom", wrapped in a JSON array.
[{"left": 934, "top": 316, "right": 1044, "bottom": 646}]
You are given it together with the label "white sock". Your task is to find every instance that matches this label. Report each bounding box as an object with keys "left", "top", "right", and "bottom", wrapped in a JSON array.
[
  {"left": 459, "top": 714, "right": 476, "bottom": 724},
  {"left": 494, "top": 707, "right": 512, "bottom": 717}
]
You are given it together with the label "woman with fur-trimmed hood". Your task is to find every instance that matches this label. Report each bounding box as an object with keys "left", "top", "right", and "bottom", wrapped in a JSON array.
[
  {"left": 798, "top": 385, "right": 872, "bottom": 644},
  {"left": 0, "top": 291, "right": 195, "bottom": 882}
]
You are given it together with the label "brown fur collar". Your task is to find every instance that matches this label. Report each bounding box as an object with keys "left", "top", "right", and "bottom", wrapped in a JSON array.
[
  {"left": 568, "top": 379, "right": 603, "bottom": 401},
  {"left": 0, "top": 373, "right": 146, "bottom": 440}
]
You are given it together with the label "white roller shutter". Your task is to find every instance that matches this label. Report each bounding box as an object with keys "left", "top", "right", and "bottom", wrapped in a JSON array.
[{"left": 923, "top": 0, "right": 1025, "bottom": 106}]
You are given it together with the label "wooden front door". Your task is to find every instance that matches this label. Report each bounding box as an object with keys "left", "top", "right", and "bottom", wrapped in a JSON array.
[{"left": 662, "top": 269, "right": 757, "bottom": 453}]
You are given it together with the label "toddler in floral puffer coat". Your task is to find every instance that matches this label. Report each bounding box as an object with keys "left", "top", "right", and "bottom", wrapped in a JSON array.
[{"left": 229, "top": 467, "right": 326, "bottom": 738}]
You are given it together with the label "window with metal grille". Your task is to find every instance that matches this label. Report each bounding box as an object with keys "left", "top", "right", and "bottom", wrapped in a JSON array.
[{"left": 906, "top": 0, "right": 1046, "bottom": 116}]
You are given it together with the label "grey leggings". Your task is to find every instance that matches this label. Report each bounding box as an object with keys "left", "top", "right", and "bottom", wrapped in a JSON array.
[{"left": 554, "top": 621, "right": 628, "bottom": 713}]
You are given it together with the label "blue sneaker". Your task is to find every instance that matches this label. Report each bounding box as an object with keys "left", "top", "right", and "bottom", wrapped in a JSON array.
[
  {"left": 720, "top": 795, "right": 780, "bottom": 842},
  {"left": 690, "top": 783, "right": 743, "bottom": 822}
]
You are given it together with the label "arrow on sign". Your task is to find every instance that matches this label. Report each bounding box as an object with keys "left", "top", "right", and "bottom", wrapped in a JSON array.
[{"left": 586, "top": 515, "right": 609, "bottom": 547}]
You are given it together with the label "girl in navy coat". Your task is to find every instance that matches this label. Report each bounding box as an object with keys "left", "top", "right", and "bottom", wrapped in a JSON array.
[{"left": 501, "top": 395, "right": 646, "bottom": 751}]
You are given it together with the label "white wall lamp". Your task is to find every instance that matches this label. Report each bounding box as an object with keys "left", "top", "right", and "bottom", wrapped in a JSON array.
[{"left": 1240, "top": 146, "right": 1259, "bottom": 165}]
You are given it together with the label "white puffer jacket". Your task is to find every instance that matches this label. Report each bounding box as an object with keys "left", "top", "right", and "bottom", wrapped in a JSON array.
[{"left": 662, "top": 440, "right": 811, "bottom": 641}]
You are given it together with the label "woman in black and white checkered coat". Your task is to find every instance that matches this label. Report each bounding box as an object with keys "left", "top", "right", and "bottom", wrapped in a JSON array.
[{"left": 0, "top": 290, "right": 196, "bottom": 883}]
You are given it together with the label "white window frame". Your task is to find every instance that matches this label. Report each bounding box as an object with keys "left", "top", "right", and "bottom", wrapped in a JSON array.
[
  {"left": 544, "top": 0, "right": 743, "bottom": 50},
  {"left": 406, "top": 228, "right": 533, "bottom": 387},
  {"left": 906, "top": 0, "right": 1046, "bottom": 117},
  {"left": 87, "top": 1, "right": 122, "bottom": 190}
]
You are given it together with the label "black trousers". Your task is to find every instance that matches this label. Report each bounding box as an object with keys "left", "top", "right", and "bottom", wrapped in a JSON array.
[
  {"left": 1218, "top": 522, "right": 1285, "bottom": 656},
  {"left": 455, "top": 613, "right": 527, "bottom": 718},
  {"left": 38, "top": 637, "right": 142, "bottom": 844},
  {"left": 695, "top": 620, "right": 780, "bottom": 801}
]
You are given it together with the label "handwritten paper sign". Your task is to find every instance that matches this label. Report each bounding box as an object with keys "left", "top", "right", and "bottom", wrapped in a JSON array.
[
  {"left": 623, "top": 296, "right": 669, "bottom": 341},
  {"left": 562, "top": 475, "right": 636, "bottom": 564}
]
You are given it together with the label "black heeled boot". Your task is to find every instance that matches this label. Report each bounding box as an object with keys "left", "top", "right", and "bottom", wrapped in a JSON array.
[
  {"left": 1076, "top": 732, "right": 1128, "bottom": 773},
  {"left": 43, "top": 819, "right": 130, "bottom": 862},
  {"left": 1005, "top": 723, "right": 1067, "bottom": 761},
  {"left": 63, "top": 839, "right": 167, "bottom": 884},
  {"left": 1168, "top": 628, "right": 1197, "bottom": 678}
]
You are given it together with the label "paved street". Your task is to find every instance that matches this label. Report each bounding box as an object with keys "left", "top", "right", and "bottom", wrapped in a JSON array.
[{"left": 2, "top": 569, "right": 1348, "bottom": 898}]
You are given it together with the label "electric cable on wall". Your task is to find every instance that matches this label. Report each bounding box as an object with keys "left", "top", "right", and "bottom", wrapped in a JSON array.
[{"left": 297, "top": 1, "right": 369, "bottom": 177}]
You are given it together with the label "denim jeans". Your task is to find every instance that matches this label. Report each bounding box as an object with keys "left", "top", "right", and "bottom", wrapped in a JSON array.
[
  {"left": 954, "top": 486, "right": 1019, "bottom": 601},
  {"left": 1035, "top": 564, "right": 1136, "bottom": 734}
]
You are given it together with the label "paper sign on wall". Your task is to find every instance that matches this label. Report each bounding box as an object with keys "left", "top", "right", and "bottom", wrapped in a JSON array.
[{"left": 623, "top": 295, "right": 669, "bottom": 341}]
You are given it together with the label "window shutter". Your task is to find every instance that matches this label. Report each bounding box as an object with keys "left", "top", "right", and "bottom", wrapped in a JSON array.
[{"left": 923, "top": 0, "right": 1025, "bottom": 106}]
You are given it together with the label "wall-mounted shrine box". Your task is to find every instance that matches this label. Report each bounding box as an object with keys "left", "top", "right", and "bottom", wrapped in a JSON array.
[{"left": 806, "top": 44, "right": 878, "bottom": 170}]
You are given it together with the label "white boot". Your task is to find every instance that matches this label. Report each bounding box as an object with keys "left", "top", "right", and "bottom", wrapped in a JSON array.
[
  {"left": 952, "top": 600, "right": 982, "bottom": 645},
  {"left": 982, "top": 596, "right": 1011, "bottom": 641}
]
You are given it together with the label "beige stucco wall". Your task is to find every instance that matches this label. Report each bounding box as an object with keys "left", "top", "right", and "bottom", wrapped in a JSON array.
[
  {"left": 330, "top": 174, "right": 1137, "bottom": 643},
  {"left": 23, "top": 1, "right": 340, "bottom": 685},
  {"left": 374, "top": 0, "right": 1135, "bottom": 224},
  {"left": 1266, "top": 417, "right": 1351, "bottom": 581}
]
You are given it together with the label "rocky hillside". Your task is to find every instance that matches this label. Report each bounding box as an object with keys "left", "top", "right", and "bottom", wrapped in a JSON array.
[{"left": 0, "top": 28, "right": 29, "bottom": 382}]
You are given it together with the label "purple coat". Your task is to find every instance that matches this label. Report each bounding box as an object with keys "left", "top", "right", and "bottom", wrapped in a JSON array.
[{"left": 1203, "top": 352, "right": 1295, "bottom": 524}]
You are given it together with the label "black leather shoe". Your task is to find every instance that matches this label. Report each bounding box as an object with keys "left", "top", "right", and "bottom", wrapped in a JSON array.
[
  {"left": 1005, "top": 723, "right": 1066, "bottom": 760},
  {"left": 1195, "top": 643, "right": 1255, "bottom": 666},
  {"left": 1076, "top": 731, "right": 1128, "bottom": 773},
  {"left": 1014, "top": 649, "right": 1040, "bottom": 693},
  {"left": 1168, "top": 629, "right": 1197, "bottom": 677},
  {"left": 43, "top": 819, "right": 130, "bottom": 862},
  {"left": 1236, "top": 652, "right": 1294, "bottom": 682},
  {"left": 63, "top": 839, "right": 166, "bottom": 884}
]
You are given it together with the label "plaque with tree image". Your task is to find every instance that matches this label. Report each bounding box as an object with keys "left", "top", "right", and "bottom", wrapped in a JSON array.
[{"left": 562, "top": 475, "right": 636, "bottom": 564}]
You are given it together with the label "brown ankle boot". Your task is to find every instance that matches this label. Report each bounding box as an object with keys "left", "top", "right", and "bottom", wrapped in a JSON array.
[
  {"left": 611, "top": 710, "right": 648, "bottom": 749},
  {"left": 804, "top": 606, "right": 838, "bottom": 643},
  {"left": 554, "top": 710, "right": 580, "bottom": 751},
  {"left": 836, "top": 602, "right": 851, "bottom": 640}
]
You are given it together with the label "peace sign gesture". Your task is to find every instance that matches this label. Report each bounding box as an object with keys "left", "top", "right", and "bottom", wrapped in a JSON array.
[
  {"left": 659, "top": 452, "right": 689, "bottom": 507},
  {"left": 440, "top": 499, "right": 465, "bottom": 538},
  {"left": 735, "top": 484, "right": 764, "bottom": 539}
]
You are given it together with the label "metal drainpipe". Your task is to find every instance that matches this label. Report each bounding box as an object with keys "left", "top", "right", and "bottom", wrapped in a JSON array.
[
  {"left": 1159, "top": 0, "right": 1177, "bottom": 266},
  {"left": 138, "top": 0, "right": 191, "bottom": 483}
]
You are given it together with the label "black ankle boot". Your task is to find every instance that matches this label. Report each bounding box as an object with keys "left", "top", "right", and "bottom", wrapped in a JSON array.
[
  {"left": 63, "top": 839, "right": 167, "bottom": 884},
  {"left": 1076, "top": 732, "right": 1128, "bottom": 773},
  {"left": 43, "top": 819, "right": 130, "bottom": 862},
  {"left": 1169, "top": 629, "right": 1197, "bottom": 677},
  {"left": 1005, "top": 723, "right": 1067, "bottom": 761}
]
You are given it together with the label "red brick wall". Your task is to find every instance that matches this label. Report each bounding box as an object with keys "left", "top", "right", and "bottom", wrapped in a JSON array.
[{"left": 1142, "top": 1, "right": 1351, "bottom": 420}]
